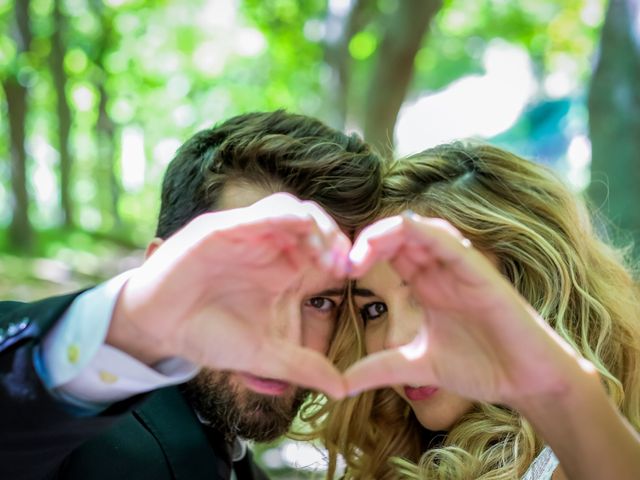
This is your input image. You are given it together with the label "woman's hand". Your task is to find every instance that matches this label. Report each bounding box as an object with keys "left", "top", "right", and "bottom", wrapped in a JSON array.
[{"left": 345, "top": 213, "right": 590, "bottom": 407}]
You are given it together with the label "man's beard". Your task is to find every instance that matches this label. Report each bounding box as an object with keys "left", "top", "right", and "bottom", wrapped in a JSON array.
[{"left": 181, "top": 369, "right": 309, "bottom": 443}]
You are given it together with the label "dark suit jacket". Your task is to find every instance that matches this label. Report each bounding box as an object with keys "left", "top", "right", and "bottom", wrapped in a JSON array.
[{"left": 0, "top": 294, "right": 268, "bottom": 480}]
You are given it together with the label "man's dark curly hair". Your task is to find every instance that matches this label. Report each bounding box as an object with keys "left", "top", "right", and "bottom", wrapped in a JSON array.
[{"left": 156, "top": 110, "right": 383, "bottom": 238}]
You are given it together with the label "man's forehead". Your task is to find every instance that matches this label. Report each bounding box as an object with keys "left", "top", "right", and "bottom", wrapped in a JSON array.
[
  {"left": 218, "top": 180, "right": 280, "bottom": 210},
  {"left": 218, "top": 180, "right": 351, "bottom": 236}
]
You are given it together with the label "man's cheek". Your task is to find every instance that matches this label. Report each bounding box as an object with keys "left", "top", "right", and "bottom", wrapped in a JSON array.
[{"left": 302, "top": 319, "right": 336, "bottom": 353}]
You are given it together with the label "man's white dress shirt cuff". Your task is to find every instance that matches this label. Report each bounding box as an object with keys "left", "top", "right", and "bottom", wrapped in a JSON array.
[{"left": 37, "top": 270, "right": 199, "bottom": 412}]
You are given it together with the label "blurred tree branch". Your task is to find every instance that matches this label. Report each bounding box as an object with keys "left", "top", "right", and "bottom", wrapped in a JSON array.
[
  {"left": 324, "top": 0, "right": 376, "bottom": 130},
  {"left": 363, "top": 0, "right": 442, "bottom": 157},
  {"left": 322, "top": 0, "right": 441, "bottom": 156}
]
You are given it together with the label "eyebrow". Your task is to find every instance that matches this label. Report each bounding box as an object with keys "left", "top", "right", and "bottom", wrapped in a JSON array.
[
  {"left": 313, "top": 288, "right": 347, "bottom": 297},
  {"left": 351, "top": 288, "right": 376, "bottom": 297}
]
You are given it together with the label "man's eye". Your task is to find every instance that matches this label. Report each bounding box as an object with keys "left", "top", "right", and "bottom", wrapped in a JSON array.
[
  {"left": 360, "top": 302, "right": 387, "bottom": 322},
  {"left": 305, "top": 297, "right": 336, "bottom": 312}
]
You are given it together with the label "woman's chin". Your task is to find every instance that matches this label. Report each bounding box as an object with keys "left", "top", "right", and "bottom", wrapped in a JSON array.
[{"left": 408, "top": 390, "right": 474, "bottom": 432}]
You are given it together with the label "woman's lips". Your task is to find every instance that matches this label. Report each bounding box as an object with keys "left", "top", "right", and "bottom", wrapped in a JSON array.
[
  {"left": 404, "top": 385, "right": 439, "bottom": 401},
  {"left": 239, "top": 373, "right": 290, "bottom": 395}
]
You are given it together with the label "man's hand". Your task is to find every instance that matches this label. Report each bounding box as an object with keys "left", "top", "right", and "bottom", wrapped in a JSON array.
[{"left": 107, "top": 193, "right": 350, "bottom": 398}]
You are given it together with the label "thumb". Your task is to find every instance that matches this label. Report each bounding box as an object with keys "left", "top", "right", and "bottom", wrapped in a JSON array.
[
  {"left": 344, "top": 327, "right": 436, "bottom": 395},
  {"left": 255, "top": 340, "right": 348, "bottom": 400}
]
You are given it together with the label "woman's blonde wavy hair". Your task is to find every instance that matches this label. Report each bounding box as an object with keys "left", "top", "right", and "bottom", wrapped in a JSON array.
[{"left": 300, "top": 142, "right": 640, "bottom": 479}]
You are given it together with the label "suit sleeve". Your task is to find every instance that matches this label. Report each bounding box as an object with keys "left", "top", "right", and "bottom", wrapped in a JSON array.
[{"left": 0, "top": 295, "right": 146, "bottom": 480}]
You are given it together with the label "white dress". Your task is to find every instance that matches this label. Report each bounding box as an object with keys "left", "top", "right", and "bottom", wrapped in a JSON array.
[{"left": 521, "top": 446, "right": 559, "bottom": 480}]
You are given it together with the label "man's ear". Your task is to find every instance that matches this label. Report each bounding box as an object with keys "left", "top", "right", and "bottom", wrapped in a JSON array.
[{"left": 145, "top": 238, "right": 164, "bottom": 259}]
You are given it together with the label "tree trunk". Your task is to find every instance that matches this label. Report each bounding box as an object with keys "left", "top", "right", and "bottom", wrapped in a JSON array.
[
  {"left": 4, "top": 0, "right": 33, "bottom": 251},
  {"left": 323, "top": 0, "right": 376, "bottom": 130},
  {"left": 97, "top": 82, "right": 121, "bottom": 228},
  {"left": 4, "top": 78, "right": 32, "bottom": 251},
  {"left": 88, "top": 0, "right": 121, "bottom": 230},
  {"left": 362, "top": 0, "right": 441, "bottom": 157},
  {"left": 588, "top": 0, "right": 640, "bottom": 260},
  {"left": 50, "top": 0, "right": 74, "bottom": 227}
]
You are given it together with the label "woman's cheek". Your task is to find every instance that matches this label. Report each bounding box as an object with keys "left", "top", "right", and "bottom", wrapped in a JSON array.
[{"left": 365, "top": 322, "right": 386, "bottom": 354}]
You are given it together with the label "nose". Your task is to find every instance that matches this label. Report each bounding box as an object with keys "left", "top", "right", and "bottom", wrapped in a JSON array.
[{"left": 383, "top": 302, "right": 422, "bottom": 350}]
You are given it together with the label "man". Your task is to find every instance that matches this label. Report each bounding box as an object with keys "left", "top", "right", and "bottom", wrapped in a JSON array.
[{"left": 0, "top": 111, "right": 382, "bottom": 479}]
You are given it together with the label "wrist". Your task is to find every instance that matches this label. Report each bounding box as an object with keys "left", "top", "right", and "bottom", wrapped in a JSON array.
[
  {"left": 106, "top": 283, "right": 173, "bottom": 366},
  {"left": 510, "top": 356, "right": 602, "bottom": 428},
  {"left": 523, "top": 354, "right": 596, "bottom": 400}
]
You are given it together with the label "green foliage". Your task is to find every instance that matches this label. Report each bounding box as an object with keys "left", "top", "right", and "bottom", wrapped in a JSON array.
[
  {"left": 406, "top": 0, "right": 605, "bottom": 92},
  {"left": 349, "top": 30, "right": 378, "bottom": 60},
  {"left": 0, "top": 0, "right": 605, "bottom": 265},
  {"left": 0, "top": 0, "right": 606, "bottom": 263}
]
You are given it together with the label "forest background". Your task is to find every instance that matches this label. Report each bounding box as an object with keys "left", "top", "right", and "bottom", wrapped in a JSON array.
[{"left": 1, "top": 0, "right": 639, "bottom": 476}]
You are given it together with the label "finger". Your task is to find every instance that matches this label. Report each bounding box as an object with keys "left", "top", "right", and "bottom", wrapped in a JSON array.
[
  {"left": 302, "top": 201, "right": 352, "bottom": 277},
  {"left": 194, "top": 319, "right": 347, "bottom": 399},
  {"left": 345, "top": 323, "right": 435, "bottom": 394},
  {"left": 207, "top": 204, "right": 328, "bottom": 275},
  {"left": 389, "top": 244, "right": 433, "bottom": 282},
  {"left": 245, "top": 221, "right": 325, "bottom": 274},
  {"left": 255, "top": 340, "right": 347, "bottom": 399},
  {"left": 401, "top": 215, "right": 490, "bottom": 285},
  {"left": 345, "top": 346, "right": 437, "bottom": 396},
  {"left": 247, "top": 192, "right": 312, "bottom": 225},
  {"left": 223, "top": 193, "right": 350, "bottom": 278},
  {"left": 220, "top": 191, "right": 339, "bottom": 242},
  {"left": 237, "top": 215, "right": 315, "bottom": 239},
  {"left": 403, "top": 215, "right": 473, "bottom": 263},
  {"left": 299, "top": 229, "right": 342, "bottom": 275},
  {"left": 305, "top": 230, "right": 351, "bottom": 277},
  {"left": 284, "top": 238, "right": 316, "bottom": 272},
  {"left": 330, "top": 231, "right": 352, "bottom": 278},
  {"left": 188, "top": 210, "right": 316, "bottom": 257},
  {"left": 256, "top": 230, "right": 305, "bottom": 254},
  {"left": 302, "top": 200, "right": 341, "bottom": 237},
  {"left": 349, "top": 216, "right": 407, "bottom": 277},
  {"left": 241, "top": 196, "right": 345, "bottom": 276}
]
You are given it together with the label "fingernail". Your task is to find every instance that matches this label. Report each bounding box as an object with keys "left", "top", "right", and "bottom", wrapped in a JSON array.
[{"left": 348, "top": 389, "right": 362, "bottom": 398}]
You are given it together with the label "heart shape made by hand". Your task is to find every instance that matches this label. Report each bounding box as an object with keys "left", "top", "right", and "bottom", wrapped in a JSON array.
[{"left": 111, "top": 196, "right": 583, "bottom": 405}]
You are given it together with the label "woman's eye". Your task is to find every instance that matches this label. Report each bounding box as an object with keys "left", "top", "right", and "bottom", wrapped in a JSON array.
[
  {"left": 305, "top": 297, "right": 336, "bottom": 312},
  {"left": 360, "top": 302, "right": 388, "bottom": 322}
]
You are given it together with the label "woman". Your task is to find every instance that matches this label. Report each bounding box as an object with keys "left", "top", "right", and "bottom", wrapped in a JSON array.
[{"left": 306, "top": 143, "right": 640, "bottom": 479}]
